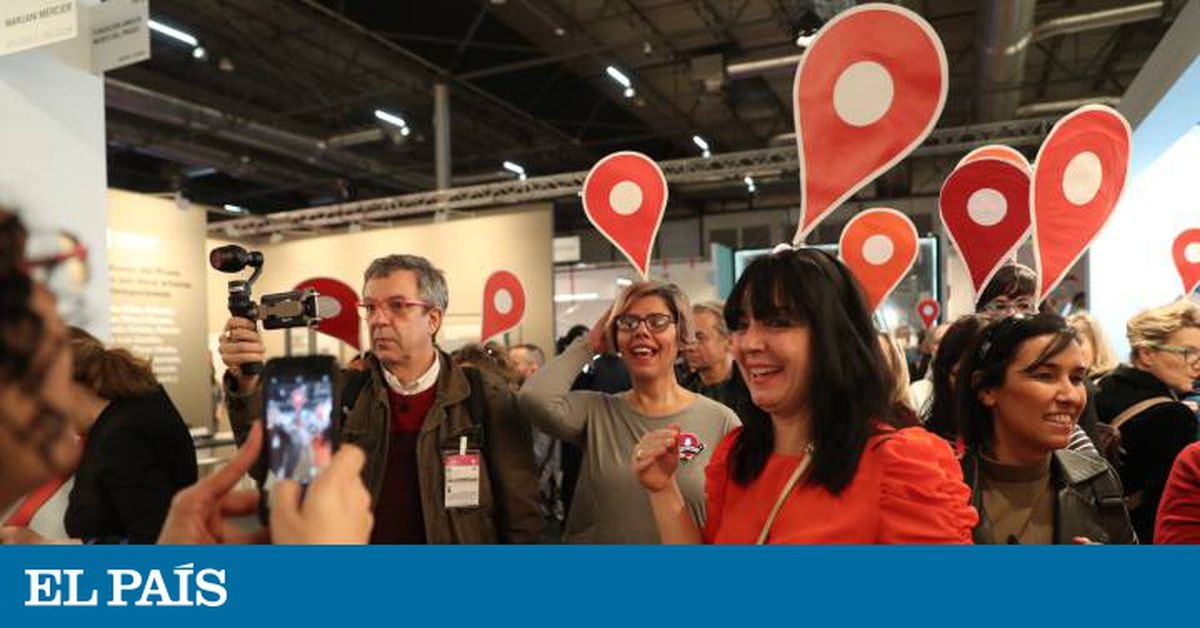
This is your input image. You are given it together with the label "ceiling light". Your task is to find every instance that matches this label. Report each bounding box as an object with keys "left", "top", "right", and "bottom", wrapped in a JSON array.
[
  {"left": 605, "top": 66, "right": 632, "bottom": 88},
  {"left": 148, "top": 19, "right": 198, "bottom": 47},
  {"left": 374, "top": 109, "right": 410, "bottom": 131},
  {"left": 223, "top": 204, "right": 245, "bottom": 214},
  {"left": 623, "top": 87, "right": 635, "bottom": 99},
  {"left": 502, "top": 161, "right": 526, "bottom": 176},
  {"left": 692, "top": 135, "right": 710, "bottom": 151},
  {"left": 192, "top": 46, "right": 207, "bottom": 60},
  {"left": 744, "top": 176, "right": 757, "bottom": 193},
  {"left": 796, "top": 33, "right": 815, "bottom": 47},
  {"left": 554, "top": 27, "right": 566, "bottom": 36}
]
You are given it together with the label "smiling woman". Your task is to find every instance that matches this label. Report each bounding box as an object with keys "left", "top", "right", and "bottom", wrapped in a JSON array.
[
  {"left": 957, "top": 314, "right": 1136, "bottom": 544},
  {"left": 633, "top": 248, "right": 977, "bottom": 544},
  {"left": 517, "top": 281, "right": 740, "bottom": 544}
]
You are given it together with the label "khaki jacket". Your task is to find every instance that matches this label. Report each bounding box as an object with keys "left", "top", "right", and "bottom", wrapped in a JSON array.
[{"left": 227, "top": 352, "right": 541, "bottom": 543}]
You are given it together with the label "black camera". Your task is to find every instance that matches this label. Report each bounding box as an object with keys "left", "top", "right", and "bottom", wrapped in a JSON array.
[{"left": 209, "top": 244, "right": 341, "bottom": 375}]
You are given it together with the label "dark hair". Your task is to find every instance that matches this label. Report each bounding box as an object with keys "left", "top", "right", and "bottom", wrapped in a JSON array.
[
  {"left": 0, "top": 210, "right": 42, "bottom": 391},
  {"left": 723, "top": 248, "right": 900, "bottom": 495},
  {"left": 556, "top": 325, "right": 589, "bottom": 355},
  {"left": 451, "top": 342, "right": 518, "bottom": 386},
  {"left": 69, "top": 327, "right": 159, "bottom": 400},
  {"left": 925, "top": 314, "right": 989, "bottom": 440},
  {"left": 956, "top": 313, "right": 1078, "bottom": 454},
  {"left": 975, "top": 263, "right": 1037, "bottom": 311}
]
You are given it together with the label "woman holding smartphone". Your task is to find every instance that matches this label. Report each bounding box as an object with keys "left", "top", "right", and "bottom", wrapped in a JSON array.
[{"left": 633, "top": 248, "right": 976, "bottom": 544}]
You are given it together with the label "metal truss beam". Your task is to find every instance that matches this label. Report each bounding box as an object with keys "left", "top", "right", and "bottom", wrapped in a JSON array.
[{"left": 211, "top": 116, "right": 1059, "bottom": 238}]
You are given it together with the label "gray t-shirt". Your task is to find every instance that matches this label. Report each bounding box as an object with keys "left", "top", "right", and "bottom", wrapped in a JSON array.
[{"left": 518, "top": 338, "right": 741, "bottom": 543}]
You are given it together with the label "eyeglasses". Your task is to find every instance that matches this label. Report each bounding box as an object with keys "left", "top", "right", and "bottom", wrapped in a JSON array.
[
  {"left": 1153, "top": 344, "right": 1200, "bottom": 367},
  {"left": 981, "top": 297, "right": 1038, "bottom": 316},
  {"left": 614, "top": 313, "right": 675, "bottom": 333},
  {"left": 357, "top": 296, "right": 434, "bottom": 319}
]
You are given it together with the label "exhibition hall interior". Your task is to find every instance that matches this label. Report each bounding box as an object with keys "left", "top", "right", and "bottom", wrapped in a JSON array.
[{"left": 2, "top": 0, "right": 1200, "bottom": 547}]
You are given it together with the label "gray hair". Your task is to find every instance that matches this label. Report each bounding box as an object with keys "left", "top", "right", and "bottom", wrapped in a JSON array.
[
  {"left": 692, "top": 301, "right": 728, "bottom": 337},
  {"left": 363, "top": 254, "right": 449, "bottom": 310}
]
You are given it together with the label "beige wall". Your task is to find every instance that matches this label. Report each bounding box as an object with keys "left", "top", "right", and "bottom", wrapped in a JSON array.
[
  {"left": 206, "top": 203, "right": 554, "bottom": 367},
  {"left": 107, "top": 189, "right": 211, "bottom": 428}
]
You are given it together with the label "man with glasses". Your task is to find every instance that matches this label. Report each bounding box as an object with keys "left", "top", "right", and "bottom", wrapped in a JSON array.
[
  {"left": 1095, "top": 298, "right": 1200, "bottom": 543},
  {"left": 220, "top": 254, "right": 540, "bottom": 543}
]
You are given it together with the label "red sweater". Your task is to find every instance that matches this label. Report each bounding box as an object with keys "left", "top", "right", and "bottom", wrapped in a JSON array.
[
  {"left": 1156, "top": 442, "right": 1200, "bottom": 544},
  {"left": 369, "top": 386, "right": 437, "bottom": 544}
]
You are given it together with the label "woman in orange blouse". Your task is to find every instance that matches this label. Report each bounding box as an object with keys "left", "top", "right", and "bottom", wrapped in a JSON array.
[{"left": 632, "top": 248, "right": 978, "bottom": 543}]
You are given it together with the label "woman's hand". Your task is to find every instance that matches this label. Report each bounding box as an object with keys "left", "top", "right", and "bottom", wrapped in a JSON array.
[
  {"left": 586, "top": 308, "right": 612, "bottom": 355},
  {"left": 633, "top": 424, "right": 682, "bottom": 494}
]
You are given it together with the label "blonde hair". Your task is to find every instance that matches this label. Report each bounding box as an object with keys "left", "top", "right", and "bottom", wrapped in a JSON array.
[
  {"left": 1126, "top": 299, "right": 1200, "bottom": 361},
  {"left": 1067, "top": 311, "right": 1119, "bottom": 375},
  {"left": 69, "top": 327, "right": 158, "bottom": 400},
  {"left": 877, "top": 331, "right": 914, "bottom": 414},
  {"left": 606, "top": 281, "right": 694, "bottom": 353}
]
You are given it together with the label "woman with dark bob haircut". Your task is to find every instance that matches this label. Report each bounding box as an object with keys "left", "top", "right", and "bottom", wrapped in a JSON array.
[
  {"left": 633, "top": 247, "right": 977, "bottom": 543},
  {"left": 956, "top": 313, "right": 1135, "bottom": 544}
]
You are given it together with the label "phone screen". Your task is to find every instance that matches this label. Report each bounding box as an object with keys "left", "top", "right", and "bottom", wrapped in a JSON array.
[{"left": 264, "top": 368, "right": 334, "bottom": 488}]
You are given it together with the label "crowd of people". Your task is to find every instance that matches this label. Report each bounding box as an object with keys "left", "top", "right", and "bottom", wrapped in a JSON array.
[{"left": 5, "top": 204, "right": 1200, "bottom": 545}]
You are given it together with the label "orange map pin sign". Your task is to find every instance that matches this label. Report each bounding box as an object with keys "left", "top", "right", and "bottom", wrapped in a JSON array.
[
  {"left": 582, "top": 152, "right": 668, "bottom": 279},
  {"left": 839, "top": 208, "right": 919, "bottom": 312},
  {"left": 1172, "top": 229, "right": 1200, "bottom": 297},
  {"left": 481, "top": 270, "right": 526, "bottom": 341},
  {"left": 1031, "top": 105, "right": 1131, "bottom": 302},
  {"left": 793, "top": 4, "right": 947, "bottom": 243}
]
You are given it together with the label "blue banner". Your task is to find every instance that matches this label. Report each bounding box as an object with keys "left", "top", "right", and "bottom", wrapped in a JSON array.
[{"left": 1, "top": 546, "right": 1193, "bottom": 626}]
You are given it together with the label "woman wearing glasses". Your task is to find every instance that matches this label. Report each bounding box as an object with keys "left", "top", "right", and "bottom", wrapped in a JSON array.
[
  {"left": 1095, "top": 299, "right": 1200, "bottom": 543},
  {"left": 518, "top": 281, "right": 740, "bottom": 543},
  {"left": 956, "top": 314, "right": 1135, "bottom": 544},
  {"left": 631, "top": 249, "right": 976, "bottom": 544}
]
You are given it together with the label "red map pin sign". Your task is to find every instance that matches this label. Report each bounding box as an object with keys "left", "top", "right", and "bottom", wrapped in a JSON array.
[
  {"left": 793, "top": 4, "right": 947, "bottom": 243},
  {"left": 294, "top": 277, "right": 360, "bottom": 350},
  {"left": 481, "top": 270, "right": 526, "bottom": 341},
  {"left": 939, "top": 158, "right": 1032, "bottom": 298},
  {"left": 582, "top": 152, "right": 667, "bottom": 278},
  {"left": 839, "top": 208, "right": 919, "bottom": 312},
  {"left": 1172, "top": 229, "right": 1200, "bottom": 296},
  {"left": 957, "top": 144, "right": 1031, "bottom": 174},
  {"left": 917, "top": 298, "right": 940, "bottom": 330},
  {"left": 1032, "top": 105, "right": 1131, "bottom": 301}
]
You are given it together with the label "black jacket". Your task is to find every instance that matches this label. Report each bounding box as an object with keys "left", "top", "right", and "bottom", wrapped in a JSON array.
[
  {"left": 962, "top": 449, "right": 1137, "bottom": 544},
  {"left": 1094, "top": 365, "right": 1198, "bottom": 543},
  {"left": 65, "top": 387, "right": 198, "bottom": 543}
]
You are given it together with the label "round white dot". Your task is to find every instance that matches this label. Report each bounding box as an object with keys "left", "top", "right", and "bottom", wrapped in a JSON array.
[
  {"left": 923, "top": 305, "right": 934, "bottom": 315},
  {"left": 1062, "top": 151, "right": 1104, "bottom": 206},
  {"left": 493, "top": 289, "right": 513, "bottom": 315},
  {"left": 832, "top": 61, "right": 894, "bottom": 127},
  {"left": 609, "top": 180, "right": 644, "bottom": 216},
  {"left": 862, "top": 234, "right": 894, "bottom": 266},
  {"left": 1186, "top": 243, "right": 1200, "bottom": 265},
  {"left": 966, "top": 188, "right": 1008, "bottom": 227}
]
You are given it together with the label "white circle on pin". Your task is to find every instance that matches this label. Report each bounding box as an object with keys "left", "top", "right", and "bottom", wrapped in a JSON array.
[
  {"left": 1186, "top": 243, "right": 1200, "bottom": 265},
  {"left": 967, "top": 188, "right": 1008, "bottom": 226},
  {"left": 863, "top": 234, "right": 894, "bottom": 266},
  {"left": 1062, "top": 151, "right": 1103, "bottom": 206},
  {"left": 493, "top": 289, "right": 513, "bottom": 315},
  {"left": 609, "top": 181, "right": 644, "bottom": 216},
  {"left": 833, "top": 61, "right": 894, "bottom": 127},
  {"left": 923, "top": 305, "right": 934, "bottom": 315}
]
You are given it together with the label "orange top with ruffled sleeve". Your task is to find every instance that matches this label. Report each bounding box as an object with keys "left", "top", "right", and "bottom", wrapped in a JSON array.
[{"left": 703, "top": 425, "right": 978, "bottom": 544}]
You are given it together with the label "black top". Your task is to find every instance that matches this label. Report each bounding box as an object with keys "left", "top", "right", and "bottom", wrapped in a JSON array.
[
  {"left": 680, "top": 366, "right": 751, "bottom": 418},
  {"left": 1094, "top": 365, "right": 1198, "bottom": 544},
  {"left": 65, "top": 387, "right": 198, "bottom": 543}
]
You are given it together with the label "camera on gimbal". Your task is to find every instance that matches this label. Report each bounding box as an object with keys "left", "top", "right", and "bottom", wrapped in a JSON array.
[{"left": 209, "top": 244, "right": 340, "bottom": 374}]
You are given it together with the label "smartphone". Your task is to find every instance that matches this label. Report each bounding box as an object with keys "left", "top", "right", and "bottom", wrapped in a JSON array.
[{"left": 260, "top": 356, "right": 338, "bottom": 521}]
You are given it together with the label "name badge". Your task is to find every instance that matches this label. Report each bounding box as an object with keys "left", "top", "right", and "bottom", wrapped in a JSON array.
[{"left": 443, "top": 436, "right": 481, "bottom": 509}]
